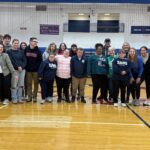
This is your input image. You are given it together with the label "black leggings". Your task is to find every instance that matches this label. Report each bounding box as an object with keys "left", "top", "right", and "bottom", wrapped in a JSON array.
[
  {"left": 56, "top": 76, "right": 71, "bottom": 100},
  {"left": 91, "top": 74, "right": 108, "bottom": 102},
  {"left": 0, "top": 73, "right": 11, "bottom": 101},
  {"left": 113, "top": 80, "right": 128, "bottom": 103}
]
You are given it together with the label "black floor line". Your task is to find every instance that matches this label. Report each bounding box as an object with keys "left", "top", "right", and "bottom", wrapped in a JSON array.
[{"left": 127, "top": 104, "right": 150, "bottom": 128}]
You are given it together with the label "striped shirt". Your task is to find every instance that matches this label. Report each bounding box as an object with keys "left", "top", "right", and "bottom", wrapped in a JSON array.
[{"left": 56, "top": 55, "right": 71, "bottom": 79}]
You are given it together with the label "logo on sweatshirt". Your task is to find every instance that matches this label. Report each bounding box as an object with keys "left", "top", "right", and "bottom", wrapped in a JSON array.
[
  {"left": 117, "top": 61, "right": 127, "bottom": 66},
  {"left": 49, "top": 63, "right": 57, "bottom": 69}
]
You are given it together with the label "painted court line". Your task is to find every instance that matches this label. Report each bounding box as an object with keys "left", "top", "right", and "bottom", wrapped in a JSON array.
[
  {"left": 127, "top": 104, "right": 150, "bottom": 128},
  {"left": 0, "top": 120, "right": 144, "bottom": 127},
  {"left": 0, "top": 105, "right": 8, "bottom": 109}
]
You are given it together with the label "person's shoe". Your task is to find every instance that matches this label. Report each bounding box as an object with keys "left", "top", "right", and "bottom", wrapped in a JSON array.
[
  {"left": 26, "top": 97, "right": 32, "bottom": 102},
  {"left": 41, "top": 99, "right": 45, "bottom": 104},
  {"left": 18, "top": 100, "right": 24, "bottom": 104},
  {"left": 132, "top": 99, "right": 136, "bottom": 106},
  {"left": 92, "top": 100, "right": 98, "bottom": 104},
  {"left": 46, "top": 97, "right": 53, "bottom": 103},
  {"left": 3, "top": 99, "right": 9, "bottom": 105},
  {"left": 12, "top": 100, "right": 18, "bottom": 104},
  {"left": 77, "top": 96, "right": 80, "bottom": 101},
  {"left": 134, "top": 99, "right": 140, "bottom": 106},
  {"left": 108, "top": 100, "right": 114, "bottom": 105},
  {"left": 66, "top": 98, "right": 71, "bottom": 103},
  {"left": 71, "top": 96, "right": 75, "bottom": 103},
  {"left": 114, "top": 103, "right": 118, "bottom": 107},
  {"left": 57, "top": 98, "right": 61, "bottom": 103},
  {"left": 100, "top": 99, "right": 108, "bottom": 104},
  {"left": 81, "top": 97, "right": 86, "bottom": 103},
  {"left": 33, "top": 98, "right": 37, "bottom": 102},
  {"left": 121, "top": 103, "right": 127, "bottom": 107},
  {"left": 143, "top": 101, "right": 150, "bottom": 106}
]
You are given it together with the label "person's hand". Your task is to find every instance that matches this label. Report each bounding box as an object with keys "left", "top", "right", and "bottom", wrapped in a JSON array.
[
  {"left": 15, "top": 75, "right": 19, "bottom": 80},
  {"left": 121, "top": 71, "right": 126, "bottom": 75},
  {"left": 18, "top": 67, "right": 22, "bottom": 72},
  {"left": 130, "top": 77, "right": 134, "bottom": 84},
  {"left": 136, "top": 77, "right": 141, "bottom": 84}
]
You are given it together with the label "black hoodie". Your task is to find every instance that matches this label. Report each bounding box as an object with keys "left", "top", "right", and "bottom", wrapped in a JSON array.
[{"left": 25, "top": 45, "right": 42, "bottom": 72}]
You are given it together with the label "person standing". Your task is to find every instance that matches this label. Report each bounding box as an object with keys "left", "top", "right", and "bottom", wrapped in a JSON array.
[
  {"left": 25, "top": 37, "right": 42, "bottom": 102},
  {"left": 55, "top": 50, "right": 71, "bottom": 103},
  {"left": 0, "top": 43, "right": 16, "bottom": 105},
  {"left": 87, "top": 43, "right": 108, "bottom": 104},
  {"left": 140, "top": 46, "right": 150, "bottom": 106},
  {"left": 107, "top": 47, "right": 117, "bottom": 103},
  {"left": 7, "top": 39, "right": 26, "bottom": 104},
  {"left": 71, "top": 48, "right": 87, "bottom": 103},
  {"left": 112, "top": 50, "right": 131, "bottom": 107},
  {"left": 38, "top": 54, "right": 57, "bottom": 104},
  {"left": 3, "top": 34, "right": 12, "bottom": 51}
]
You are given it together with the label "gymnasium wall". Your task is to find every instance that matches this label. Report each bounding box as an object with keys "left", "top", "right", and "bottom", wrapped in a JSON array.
[{"left": 0, "top": 3, "right": 150, "bottom": 49}]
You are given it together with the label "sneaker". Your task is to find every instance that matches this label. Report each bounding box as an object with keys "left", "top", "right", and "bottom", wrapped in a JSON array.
[
  {"left": 41, "top": 99, "right": 45, "bottom": 104},
  {"left": 46, "top": 97, "right": 53, "bottom": 103},
  {"left": 18, "top": 100, "right": 24, "bottom": 104},
  {"left": 71, "top": 96, "right": 75, "bottom": 103},
  {"left": 132, "top": 99, "right": 136, "bottom": 106},
  {"left": 26, "top": 97, "right": 32, "bottom": 102},
  {"left": 114, "top": 103, "right": 118, "bottom": 107},
  {"left": 77, "top": 96, "right": 80, "bottom": 101},
  {"left": 121, "top": 103, "right": 127, "bottom": 107},
  {"left": 3, "top": 99, "right": 9, "bottom": 105},
  {"left": 143, "top": 101, "right": 150, "bottom": 106},
  {"left": 81, "top": 97, "right": 86, "bottom": 103},
  {"left": 134, "top": 99, "right": 140, "bottom": 106},
  {"left": 12, "top": 100, "right": 18, "bottom": 104}
]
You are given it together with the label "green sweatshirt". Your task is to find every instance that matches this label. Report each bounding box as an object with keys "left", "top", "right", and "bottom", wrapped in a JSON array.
[
  {"left": 87, "top": 54, "right": 108, "bottom": 75},
  {"left": 107, "top": 55, "right": 117, "bottom": 78}
]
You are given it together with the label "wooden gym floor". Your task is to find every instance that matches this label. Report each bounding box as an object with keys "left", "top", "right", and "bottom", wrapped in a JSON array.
[{"left": 0, "top": 79, "right": 150, "bottom": 150}]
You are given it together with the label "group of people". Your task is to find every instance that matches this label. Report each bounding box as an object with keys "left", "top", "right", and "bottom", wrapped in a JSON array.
[{"left": 0, "top": 34, "right": 150, "bottom": 107}]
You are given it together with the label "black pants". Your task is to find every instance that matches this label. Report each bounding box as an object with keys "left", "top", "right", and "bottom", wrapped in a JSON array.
[
  {"left": 56, "top": 76, "right": 71, "bottom": 100},
  {"left": 129, "top": 74, "right": 141, "bottom": 100},
  {"left": 91, "top": 74, "right": 108, "bottom": 102},
  {"left": 40, "top": 79, "right": 54, "bottom": 100},
  {"left": 141, "top": 73, "right": 150, "bottom": 99},
  {"left": 145, "top": 75, "right": 150, "bottom": 99},
  {"left": 113, "top": 80, "right": 128, "bottom": 103},
  {"left": 0, "top": 73, "right": 11, "bottom": 101}
]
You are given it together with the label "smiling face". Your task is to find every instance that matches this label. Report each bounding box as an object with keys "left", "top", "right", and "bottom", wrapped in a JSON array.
[
  {"left": 63, "top": 50, "right": 69, "bottom": 58},
  {"left": 140, "top": 47, "right": 147, "bottom": 57},
  {"left": 108, "top": 48, "right": 115, "bottom": 56},
  {"left": 129, "top": 48, "right": 136, "bottom": 58},
  {"left": 119, "top": 51, "right": 125, "bottom": 59},
  {"left": 96, "top": 46, "right": 103, "bottom": 55},
  {"left": 21, "top": 43, "right": 27, "bottom": 50},
  {"left": 12, "top": 40, "right": 19, "bottom": 50},
  {"left": 122, "top": 42, "right": 130, "bottom": 53}
]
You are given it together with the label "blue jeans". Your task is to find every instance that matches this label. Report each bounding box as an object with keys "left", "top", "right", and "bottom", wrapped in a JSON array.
[{"left": 11, "top": 70, "right": 25, "bottom": 101}]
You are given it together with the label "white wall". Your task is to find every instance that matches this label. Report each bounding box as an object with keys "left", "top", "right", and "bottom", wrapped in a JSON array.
[{"left": 0, "top": 3, "right": 150, "bottom": 48}]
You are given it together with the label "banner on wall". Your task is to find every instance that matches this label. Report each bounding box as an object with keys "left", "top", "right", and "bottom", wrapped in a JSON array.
[
  {"left": 40, "top": 24, "right": 59, "bottom": 35},
  {"left": 131, "top": 26, "right": 150, "bottom": 34}
]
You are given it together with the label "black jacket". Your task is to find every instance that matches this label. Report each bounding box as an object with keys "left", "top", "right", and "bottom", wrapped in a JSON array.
[{"left": 25, "top": 46, "right": 42, "bottom": 72}]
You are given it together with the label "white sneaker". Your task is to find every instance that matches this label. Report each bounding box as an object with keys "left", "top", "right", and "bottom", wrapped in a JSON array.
[
  {"left": 122, "top": 103, "right": 127, "bottom": 107},
  {"left": 41, "top": 99, "right": 45, "bottom": 104},
  {"left": 114, "top": 103, "right": 118, "bottom": 107},
  {"left": 18, "top": 100, "right": 24, "bottom": 104},
  {"left": 46, "top": 97, "right": 53, "bottom": 103},
  {"left": 3, "top": 99, "right": 9, "bottom": 105},
  {"left": 12, "top": 100, "right": 18, "bottom": 104}
]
